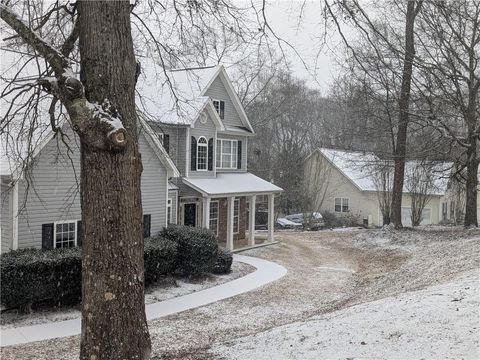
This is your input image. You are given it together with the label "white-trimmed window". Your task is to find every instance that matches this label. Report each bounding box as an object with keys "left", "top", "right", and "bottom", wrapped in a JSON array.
[
  {"left": 197, "top": 136, "right": 208, "bottom": 171},
  {"left": 167, "top": 198, "right": 173, "bottom": 224},
  {"left": 55, "top": 221, "right": 77, "bottom": 248},
  {"left": 212, "top": 100, "right": 225, "bottom": 119},
  {"left": 209, "top": 201, "right": 219, "bottom": 236},
  {"left": 216, "top": 139, "right": 237, "bottom": 169},
  {"left": 334, "top": 198, "right": 349, "bottom": 213},
  {"left": 233, "top": 199, "right": 240, "bottom": 233}
]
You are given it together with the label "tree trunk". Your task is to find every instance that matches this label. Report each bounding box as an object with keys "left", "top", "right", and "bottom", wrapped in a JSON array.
[
  {"left": 464, "top": 136, "right": 479, "bottom": 227},
  {"left": 77, "top": 1, "right": 151, "bottom": 359},
  {"left": 390, "top": 0, "right": 421, "bottom": 229}
]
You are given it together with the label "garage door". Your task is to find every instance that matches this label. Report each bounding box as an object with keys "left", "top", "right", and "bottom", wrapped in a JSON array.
[{"left": 401, "top": 207, "right": 431, "bottom": 226}]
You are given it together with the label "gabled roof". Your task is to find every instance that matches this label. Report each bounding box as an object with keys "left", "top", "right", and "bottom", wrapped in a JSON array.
[
  {"left": 1, "top": 117, "right": 180, "bottom": 182},
  {"left": 313, "top": 148, "right": 452, "bottom": 195},
  {"left": 140, "top": 65, "right": 254, "bottom": 133},
  {"left": 138, "top": 115, "right": 180, "bottom": 178}
]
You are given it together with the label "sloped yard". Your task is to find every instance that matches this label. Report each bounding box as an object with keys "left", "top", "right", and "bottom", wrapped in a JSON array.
[{"left": 1, "top": 227, "right": 479, "bottom": 359}]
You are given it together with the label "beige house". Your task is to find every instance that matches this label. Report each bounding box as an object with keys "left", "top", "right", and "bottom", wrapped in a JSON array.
[
  {"left": 304, "top": 148, "right": 451, "bottom": 227},
  {"left": 439, "top": 172, "right": 480, "bottom": 225}
]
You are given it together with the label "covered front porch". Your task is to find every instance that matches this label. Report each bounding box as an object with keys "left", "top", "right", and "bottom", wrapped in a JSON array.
[{"left": 180, "top": 173, "right": 282, "bottom": 251}]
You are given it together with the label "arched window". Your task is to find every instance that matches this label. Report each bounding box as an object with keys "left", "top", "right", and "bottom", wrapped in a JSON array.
[{"left": 197, "top": 136, "right": 208, "bottom": 171}]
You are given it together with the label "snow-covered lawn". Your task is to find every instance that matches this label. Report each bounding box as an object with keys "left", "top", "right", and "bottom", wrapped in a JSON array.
[
  {"left": 0, "top": 261, "right": 254, "bottom": 330},
  {"left": 212, "top": 270, "right": 480, "bottom": 359},
  {"left": 1, "top": 226, "right": 479, "bottom": 360}
]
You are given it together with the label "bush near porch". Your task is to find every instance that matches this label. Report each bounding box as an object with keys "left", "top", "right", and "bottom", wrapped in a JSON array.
[{"left": 1, "top": 226, "right": 232, "bottom": 312}]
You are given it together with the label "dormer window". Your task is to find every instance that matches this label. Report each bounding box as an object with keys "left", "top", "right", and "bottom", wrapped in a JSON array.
[
  {"left": 197, "top": 136, "right": 208, "bottom": 171},
  {"left": 212, "top": 100, "right": 225, "bottom": 119}
]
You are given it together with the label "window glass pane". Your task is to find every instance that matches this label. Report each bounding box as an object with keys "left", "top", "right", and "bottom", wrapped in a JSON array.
[
  {"left": 216, "top": 140, "right": 221, "bottom": 167},
  {"left": 334, "top": 198, "right": 341, "bottom": 212},
  {"left": 197, "top": 143, "right": 207, "bottom": 170},
  {"left": 342, "top": 198, "right": 349, "bottom": 212},
  {"left": 233, "top": 200, "right": 240, "bottom": 233},
  {"left": 232, "top": 141, "right": 237, "bottom": 168}
]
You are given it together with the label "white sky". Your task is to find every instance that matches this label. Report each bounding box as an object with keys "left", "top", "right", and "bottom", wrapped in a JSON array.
[{"left": 261, "top": 0, "right": 347, "bottom": 93}]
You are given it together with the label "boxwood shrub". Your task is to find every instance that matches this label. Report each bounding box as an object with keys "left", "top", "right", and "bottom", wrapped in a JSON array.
[
  {"left": 144, "top": 237, "right": 177, "bottom": 286},
  {"left": 0, "top": 247, "right": 82, "bottom": 312},
  {"left": 1, "top": 225, "right": 227, "bottom": 311},
  {"left": 160, "top": 225, "right": 218, "bottom": 276},
  {"left": 211, "top": 247, "right": 233, "bottom": 274}
]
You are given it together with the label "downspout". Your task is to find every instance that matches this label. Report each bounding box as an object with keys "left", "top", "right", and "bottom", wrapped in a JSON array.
[{"left": 12, "top": 180, "right": 18, "bottom": 250}]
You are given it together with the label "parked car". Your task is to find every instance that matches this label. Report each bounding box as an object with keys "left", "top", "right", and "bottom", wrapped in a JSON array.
[
  {"left": 277, "top": 212, "right": 326, "bottom": 230},
  {"left": 276, "top": 217, "right": 303, "bottom": 229}
]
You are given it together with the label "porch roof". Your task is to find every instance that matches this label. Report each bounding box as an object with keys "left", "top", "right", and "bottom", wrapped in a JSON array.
[{"left": 182, "top": 172, "right": 283, "bottom": 197}]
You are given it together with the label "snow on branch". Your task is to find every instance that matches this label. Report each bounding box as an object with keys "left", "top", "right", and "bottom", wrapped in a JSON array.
[{"left": 86, "top": 100, "right": 127, "bottom": 149}]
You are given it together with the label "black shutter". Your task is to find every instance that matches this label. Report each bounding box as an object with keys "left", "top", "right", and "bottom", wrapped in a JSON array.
[
  {"left": 143, "top": 214, "right": 151, "bottom": 238},
  {"left": 77, "top": 220, "right": 83, "bottom": 247},
  {"left": 219, "top": 101, "right": 225, "bottom": 119},
  {"left": 208, "top": 138, "right": 214, "bottom": 171},
  {"left": 237, "top": 141, "right": 242, "bottom": 169},
  {"left": 190, "top": 136, "right": 197, "bottom": 171},
  {"left": 42, "top": 223, "right": 54, "bottom": 250},
  {"left": 163, "top": 134, "right": 170, "bottom": 153}
]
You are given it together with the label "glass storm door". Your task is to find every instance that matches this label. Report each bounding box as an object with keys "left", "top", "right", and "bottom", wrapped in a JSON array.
[{"left": 184, "top": 203, "right": 196, "bottom": 227}]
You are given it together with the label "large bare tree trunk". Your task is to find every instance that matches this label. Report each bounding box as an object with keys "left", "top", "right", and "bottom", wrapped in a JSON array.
[
  {"left": 77, "top": 1, "right": 151, "bottom": 359},
  {"left": 464, "top": 107, "right": 479, "bottom": 227},
  {"left": 390, "top": 0, "right": 422, "bottom": 229}
]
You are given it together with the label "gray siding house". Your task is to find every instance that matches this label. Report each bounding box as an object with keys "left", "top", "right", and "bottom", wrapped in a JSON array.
[
  {"left": 0, "top": 118, "right": 179, "bottom": 252},
  {"left": 1, "top": 65, "right": 282, "bottom": 252},
  {"left": 144, "top": 66, "right": 282, "bottom": 250}
]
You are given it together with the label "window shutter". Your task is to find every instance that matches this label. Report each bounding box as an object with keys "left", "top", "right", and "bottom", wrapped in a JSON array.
[
  {"left": 237, "top": 140, "right": 242, "bottom": 169},
  {"left": 42, "top": 223, "right": 54, "bottom": 250},
  {"left": 191, "top": 136, "right": 197, "bottom": 171},
  {"left": 208, "top": 138, "right": 214, "bottom": 171},
  {"left": 163, "top": 134, "right": 170, "bottom": 153},
  {"left": 219, "top": 101, "right": 225, "bottom": 119},
  {"left": 143, "top": 214, "right": 151, "bottom": 238},
  {"left": 77, "top": 220, "right": 83, "bottom": 247}
]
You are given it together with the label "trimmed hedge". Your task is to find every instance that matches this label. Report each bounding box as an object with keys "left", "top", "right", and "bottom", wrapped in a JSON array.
[
  {"left": 1, "top": 225, "right": 229, "bottom": 311},
  {"left": 144, "top": 237, "right": 177, "bottom": 286},
  {"left": 211, "top": 247, "right": 233, "bottom": 274},
  {"left": 160, "top": 225, "right": 218, "bottom": 276},
  {"left": 0, "top": 248, "right": 82, "bottom": 312}
]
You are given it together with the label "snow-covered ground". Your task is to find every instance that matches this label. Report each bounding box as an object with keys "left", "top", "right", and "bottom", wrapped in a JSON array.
[
  {"left": 212, "top": 269, "right": 480, "bottom": 359},
  {"left": 0, "top": 261, "right": 254, "bottom": 329},
  {"left": 1, "top": 227, "right": 479, "bottom": 360}
]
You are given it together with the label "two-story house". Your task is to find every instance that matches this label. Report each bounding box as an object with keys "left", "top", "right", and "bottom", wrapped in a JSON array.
[
  {"left": 0, "top": 65, "right": 282, "bottom": 252},
  {"left": 144, "top": 65, "right": 282, "bottom": 250}
]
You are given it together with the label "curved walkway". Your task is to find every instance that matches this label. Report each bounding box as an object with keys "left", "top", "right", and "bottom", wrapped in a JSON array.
[{"left": 0, "top": 254, "right": 287, "bottom": 347}]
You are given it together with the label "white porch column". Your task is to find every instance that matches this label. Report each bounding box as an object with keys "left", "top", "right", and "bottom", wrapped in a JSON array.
[
  {"left": 226, "top": 196, "right": 235, "bottom": 251},
  {"left": 267, "top": 194, "right": 275, "bottom": 243},
  {"left": 202, "top": 197, "right": 211, "bottom": 229},
  {"left": 248, "top": 195, "right": 256, "bottom": 246}
]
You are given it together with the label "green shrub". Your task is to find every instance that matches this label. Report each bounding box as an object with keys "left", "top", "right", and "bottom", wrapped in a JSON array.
[
  {"left": 0, "top": 248, "right": 82, "bottom": 312},
  {"left": 211, "top": 248, "right": 233, "bottom": 274},
  {"left": 160, "top": 225, "right": 218, "bottom": 276},
  {"left": 144, "top": 237, "right": 177, "bottom": 285},
  {"left": 322, "top": 210, "right": 361, "bottom": 228},
  {"left": 1, "top": 226, "right": 223, "bottom": 310}
]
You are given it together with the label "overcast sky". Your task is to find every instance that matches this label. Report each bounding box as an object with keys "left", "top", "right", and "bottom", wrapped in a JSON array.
[{"left": 261, "top": 0, "right": 347, "bottom": 93}]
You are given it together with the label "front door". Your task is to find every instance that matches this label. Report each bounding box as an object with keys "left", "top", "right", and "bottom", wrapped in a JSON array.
[{"left": 184, "top": 203, "right": 196, "bottom": 227}]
